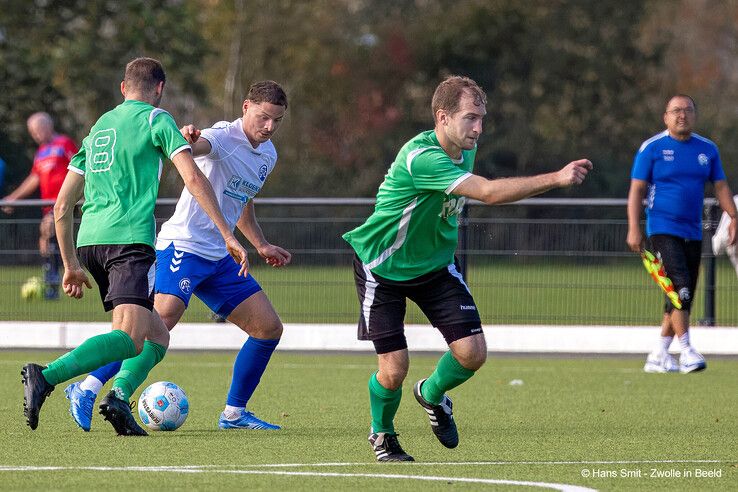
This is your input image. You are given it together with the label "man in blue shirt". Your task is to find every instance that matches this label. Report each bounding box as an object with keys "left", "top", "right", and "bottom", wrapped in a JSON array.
[{"left": 627, "top": 94, "right": 737, "bottom": 373}]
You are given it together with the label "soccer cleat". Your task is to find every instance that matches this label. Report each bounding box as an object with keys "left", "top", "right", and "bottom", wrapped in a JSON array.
[
  {"left": 643, "top": 350, "right": 679, "bottom": 373},
  {"left": 98, "top": 390, "right": 148, "bottom": 436},
  {"left": 21, "top": 363, "right": 55, "bottom": 430},
  {"left": 679, "top": 347, "right": 707, "bottom": 373},
  {"left": 218, "top": 409, "right": 281, "bottom": 430},
  {"left": 368, "top": 432, "right": 415, "bottom": 462},
  {"left": 64, "top": 382, "right": 97, "bottom": 431},
  {"left": 413, "top": 379, "right": 459, "bottom": 449}
]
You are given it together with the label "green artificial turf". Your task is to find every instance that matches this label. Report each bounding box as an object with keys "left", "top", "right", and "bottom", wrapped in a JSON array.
[{"left": 1, "top": 350, "right": 735, "bottom": 490}]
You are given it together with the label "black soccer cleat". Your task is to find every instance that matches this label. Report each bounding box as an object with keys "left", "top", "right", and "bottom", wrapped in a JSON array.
[
  {"left": 99, "top": 390, "right": 148, "bottom": 436},
  {"left": 413, "top": 378, "right": 459, "bottom": 449},
  {"left": 368, "top": 432, "right": 415, "bottom": 462},
  {"left": 21, "top": 363, "right": 55, "bottom": 430}
]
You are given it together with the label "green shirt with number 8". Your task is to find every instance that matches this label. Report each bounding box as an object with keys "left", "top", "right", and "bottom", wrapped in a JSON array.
[{"left": 68, "top": 100, "right": 190, "bottom": 248}]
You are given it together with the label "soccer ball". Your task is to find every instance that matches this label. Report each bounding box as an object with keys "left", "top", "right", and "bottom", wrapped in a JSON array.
[
  {"left": 21, "top": 277, "right": 44, "bottom": 300},
  {"left": 138, "top": 381, "right": 189, "bottom": 431}
]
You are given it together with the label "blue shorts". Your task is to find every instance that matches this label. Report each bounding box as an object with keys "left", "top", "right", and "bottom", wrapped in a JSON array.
[{"left": 155, "top": 243, "right": 262, "bottom": 318}]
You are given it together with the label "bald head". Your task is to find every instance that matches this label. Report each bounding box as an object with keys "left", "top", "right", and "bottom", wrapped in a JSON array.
[{"left": 27, "top": 112, "right": 55, "bottom": 145}]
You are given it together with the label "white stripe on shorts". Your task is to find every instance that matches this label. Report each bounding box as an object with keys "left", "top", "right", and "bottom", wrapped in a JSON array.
[
  {"left": 361, "top": 264, "right": 379, "bottom": 331},
  {"left": 447, "top": 263, "right": 471, "bottom": 294}
]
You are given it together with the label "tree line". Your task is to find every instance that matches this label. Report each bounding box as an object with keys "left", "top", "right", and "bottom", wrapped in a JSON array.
[{"left": 2, "top": 0, "right": 737, "bottom": 199}]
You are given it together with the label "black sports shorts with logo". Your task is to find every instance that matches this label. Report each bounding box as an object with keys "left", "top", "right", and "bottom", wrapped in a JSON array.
[
  {"left": 648, "top": 234, "right": 701, "bottom": 313},
  {"left": 352, "top": 254, "right": 483, "bottom": 354},
  {"left": 78, "top": 244, "right": 156, "bottom": 312}
]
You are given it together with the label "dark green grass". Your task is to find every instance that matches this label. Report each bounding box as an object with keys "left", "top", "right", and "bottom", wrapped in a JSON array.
[
  {"left": 1, "top": 350, "right": 736, "bottom": 490},
  {"left": 2, "top": 259, "right": 738, "bottom": 325}
]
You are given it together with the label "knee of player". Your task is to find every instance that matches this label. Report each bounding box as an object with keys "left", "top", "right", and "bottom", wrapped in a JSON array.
[
  {"left": 155, "top": 312, "right": 177, "bottom": 330},
  {"left": 464, "top": 351, "right": 488, "bottom": 371},
  {"left": 239, "top": 317, "right": 283, "bottom": 340},
  {"left": 269, "top": 318, "right": 284, "bottom": 338},
  {"left": 451, "top": 345, "right": 487, "bottom": 371},
  {"left": 379, "top": 368, "right": 407, "bottom": 390}
]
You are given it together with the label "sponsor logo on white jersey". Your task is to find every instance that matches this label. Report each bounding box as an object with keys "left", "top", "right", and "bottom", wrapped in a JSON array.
[{"left": 224, "top": 175, "right": 261, "bottom": 203}]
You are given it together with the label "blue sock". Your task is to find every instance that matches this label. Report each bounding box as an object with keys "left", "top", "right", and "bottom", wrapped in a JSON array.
[
  {"left": 226, "top": 337, "right": 279, "bottom": 407},
  {"left": 90, "top": 360, "right": 123, "bottom": 385}
]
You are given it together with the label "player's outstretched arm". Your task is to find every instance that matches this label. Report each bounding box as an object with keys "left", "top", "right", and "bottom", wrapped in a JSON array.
[
  {"left": 2, "top": 173, "right": 40, "bottom": 214},
  {"left": 53, "top": 171, "right": 91, "bottom": 298},
  {"left": 237, "top": 201, "right": 291, "bottom": 268},
  {"left": 171, "top": 150, "right": 249, "bottom": 275},
  {"left": 179, "top": 125, "right": 212, "bottom": 157},
  {"left": 626, "top": 179, "right": 649, "bottom": 253},
  {"left": 452, "top": 159, "right": 592, "bottom": 206}
]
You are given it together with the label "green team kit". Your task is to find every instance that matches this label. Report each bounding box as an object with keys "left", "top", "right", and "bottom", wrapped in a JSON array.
[
  {"left": 343, "top": 130, "right": 475, "bottom": 281},
  {"left": 23, "top": 99, "right": 191, "bottom": 435},
  {"left": 69, "top": 100, "right": 190, "bottom": 248},
  {"left": 344, "top": 129, "right": 483, "bottom": 460}
]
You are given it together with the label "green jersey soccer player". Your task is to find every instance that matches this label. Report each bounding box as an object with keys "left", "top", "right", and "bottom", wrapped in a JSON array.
[
  {"left": 343, "top": 76, "right": 592, "bottom": 461},
  {"left": 21, "top": 57, "right": 247, "bottom": 436}
]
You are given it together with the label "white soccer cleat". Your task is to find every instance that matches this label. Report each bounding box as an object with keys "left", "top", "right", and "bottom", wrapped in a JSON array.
[
  {"left": 643, "top": 350, "right": 679, "bottom": 373},
  {"left": 679, "top": 347, "right": 706, "bottom": 373}
]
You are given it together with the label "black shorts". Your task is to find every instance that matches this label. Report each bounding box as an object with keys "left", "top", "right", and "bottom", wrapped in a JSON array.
[
  {"left": 353, "top": 255, "right": 483, "bottom": 350},
  {"left": 648, "top": 234, "right": 702, "bottom": 312},
  {"left": 78, "top": 244, "right": 156, "bottom": 312}
]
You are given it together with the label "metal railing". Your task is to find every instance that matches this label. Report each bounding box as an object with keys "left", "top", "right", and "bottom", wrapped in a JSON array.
[{"left": 0, "top": 197, "right": 735, "bottom": 326}]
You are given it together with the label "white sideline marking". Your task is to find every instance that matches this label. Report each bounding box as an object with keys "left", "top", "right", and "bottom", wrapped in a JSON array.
[
  {"left": 236, "top": 459, "right": 725, "bottom": 467},
  {"left": 0, "top": 465, "right": 596, "bottom": 492},
  {"left": 4, "top": 322, "right": 738, "bottom": 354}
]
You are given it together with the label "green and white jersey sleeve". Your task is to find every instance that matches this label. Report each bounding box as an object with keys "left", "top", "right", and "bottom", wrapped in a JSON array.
[
  {"left": 72, "top": 100, "right": 190, "bottom": 248},
  {"left": 343, "top": 130, "right": 475, "bottom": 281}
]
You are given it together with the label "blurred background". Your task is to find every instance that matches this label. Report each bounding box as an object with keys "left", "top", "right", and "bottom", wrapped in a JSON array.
[
  {"left": 1, "top": 0, "right": 737, "bottom": 325},
  {"left": 3, "top": 0, "right": 738, "bottom": 197}
]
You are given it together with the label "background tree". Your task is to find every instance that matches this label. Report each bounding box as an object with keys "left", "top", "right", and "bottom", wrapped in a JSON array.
[
  {"left": 2, "top": 0, "right": 736, "bottom": 199},
  {"left": 0, "top": 0, "right": 207, "bottom": 193}
]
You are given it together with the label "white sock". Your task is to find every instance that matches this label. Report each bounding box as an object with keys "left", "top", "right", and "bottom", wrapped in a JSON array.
[
  {"left": 678, "top": 332, "right": 691, "bottom": 351},
  {"left": 223, "top": 405, "right": 245, "bottom": 420},
  {"left": 79, "top": 376, "right": 103, "bottom": 395},
  {"left": 659, "top": 336, "right": 674, "bottom": 352}
]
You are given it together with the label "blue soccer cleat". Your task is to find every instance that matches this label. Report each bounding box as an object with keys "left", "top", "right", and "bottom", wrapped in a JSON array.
[
  {"left": 218, "top": 409, "right": 281, "bottom": 430},
  {"left": 64, "top": 382, "right": 96, "bottom": 432}
]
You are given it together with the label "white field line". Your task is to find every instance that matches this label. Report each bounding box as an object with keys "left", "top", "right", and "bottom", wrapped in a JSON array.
[
  {"left": 0, "top": 359, "right": 652, "bottom": 374},
  {"left": 0, "top": 465, "right": 596, "bottom": 492},
  {"left": 222, "top": 459, "right": 727, "bottom": 467}
]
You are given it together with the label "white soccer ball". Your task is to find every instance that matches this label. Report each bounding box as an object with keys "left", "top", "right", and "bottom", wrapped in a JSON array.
[
  {"left": 138, "top": 381, "right": 189, "bottom": 431},
  {"left": 21, "top": 277, "right": 44, "bottom": 300}
]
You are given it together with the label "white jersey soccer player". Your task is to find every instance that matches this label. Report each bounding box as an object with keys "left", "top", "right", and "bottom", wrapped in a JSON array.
[
  {"left": 157, "top": 118, "right": 277, "bottom": 259},
  {"left": 64, "top": 81, "right": 291, "bottom": 432}
]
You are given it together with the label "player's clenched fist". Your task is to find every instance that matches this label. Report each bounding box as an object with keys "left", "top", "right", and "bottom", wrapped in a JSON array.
[
  {"left": 180, "top": 124, "right": 201, "bottom": 144},
  {"left": 557, "top": 159, "right": 593, "bottom": 187}
]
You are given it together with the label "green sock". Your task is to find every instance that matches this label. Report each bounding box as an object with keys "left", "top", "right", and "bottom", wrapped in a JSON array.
[
  {"left": 112, "top": 340, "right": 167, "bottom": 402},
  {"left": 421, "top": 351, "right": 476, "bottom": 405},
  {"left": 368, "top": 372, "right": 402, "bottom": 434},
  {"left": 42, "top": 330, "right": 137, "bottom": 386}
]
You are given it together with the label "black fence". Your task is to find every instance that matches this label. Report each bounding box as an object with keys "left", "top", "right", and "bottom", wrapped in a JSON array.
[{"left": 0, "top": 198, "right": 736, "bottom": 326}]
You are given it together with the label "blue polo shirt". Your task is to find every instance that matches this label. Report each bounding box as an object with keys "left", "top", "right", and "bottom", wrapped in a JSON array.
[{"left": 632, "top": 131, "right": 726, "bottom": 240}]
